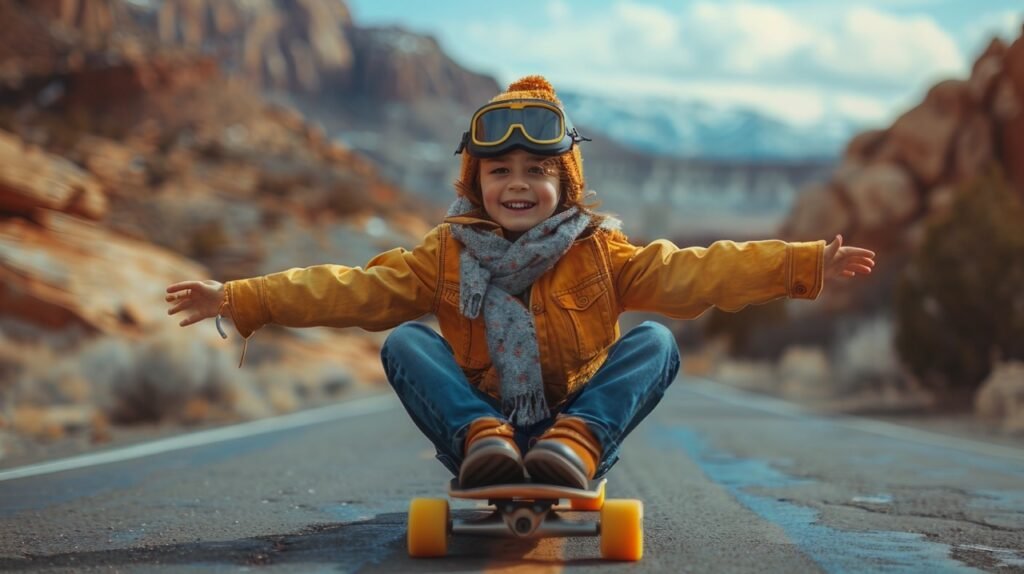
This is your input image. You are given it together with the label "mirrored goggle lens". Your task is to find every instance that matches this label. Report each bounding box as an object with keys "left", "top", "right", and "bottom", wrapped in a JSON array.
[{"left": 473, "top": 106, "right": 564, "bottom": 145}]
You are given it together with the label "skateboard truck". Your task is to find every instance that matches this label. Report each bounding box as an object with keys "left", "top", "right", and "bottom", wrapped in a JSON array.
[{"left": 451, "top": 498, "right": 599, "bottom": 538}]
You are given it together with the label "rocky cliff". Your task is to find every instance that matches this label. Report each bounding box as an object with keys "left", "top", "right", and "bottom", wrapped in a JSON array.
[
  {"left": 703, "top": 28, "right": 1024, "bottom": 417},
  {"left": 781, "top": 32, "right": 1024, "bottom": 254},
  {"left": 0, "top": 0, "right": 435, "bottom": 455},
  {"left": 149, "top": 0, "right": 497, "bottom": 105}
]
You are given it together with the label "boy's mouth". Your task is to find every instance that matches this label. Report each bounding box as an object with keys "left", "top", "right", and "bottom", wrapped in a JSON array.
[{"left": 501, "top": 201, "right": 537, "bottom": 211}]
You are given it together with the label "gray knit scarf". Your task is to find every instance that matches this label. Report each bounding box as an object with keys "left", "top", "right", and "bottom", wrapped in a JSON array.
[{"left": 446, "top": 197, "right": 591, "bottom": 426}]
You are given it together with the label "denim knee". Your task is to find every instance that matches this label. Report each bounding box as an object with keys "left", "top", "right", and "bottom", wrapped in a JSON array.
[
  {"left": 637, "top": 321, "right": 681, "bottom": 381},
  {"left": 382, "top": 322, "right": 442, "bottom": 361},
  {"left": 382, "top": 323, "right": 438, "bottom": 386},
  {"left": 636, "top": 321, "right": 678, "bottom": 355}
]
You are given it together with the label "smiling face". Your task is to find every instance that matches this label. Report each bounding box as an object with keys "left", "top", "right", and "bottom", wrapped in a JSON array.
[{"left": 479, "top": 149, "right": 561, "bottom": 238}]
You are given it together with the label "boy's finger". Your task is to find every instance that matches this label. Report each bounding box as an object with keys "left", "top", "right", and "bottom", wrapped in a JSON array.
[
  {"left": 167, "top": 281, "right": 202, "bottom": 293},
  {"left": 848, "top": 264, "right": 873, "bottom": 274},
  {"left": 841, "top": 270, "right": 855, "bottom": 277},
  {"left": 847, "top": 256, "right": 875, "bottom": 267},
  {"left": 167, "top": 300, "right": 192, "bottom": 316},
  {"left": 840, "top": 247, "right": 876, "bottom": 258}
]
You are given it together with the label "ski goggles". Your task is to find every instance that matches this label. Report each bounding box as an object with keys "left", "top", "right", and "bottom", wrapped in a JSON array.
[{"left": 455, "top": 99, "right": 590, "bottom": 158}]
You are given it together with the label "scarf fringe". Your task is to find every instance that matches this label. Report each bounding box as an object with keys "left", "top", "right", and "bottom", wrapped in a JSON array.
[{"left": 505, "top": 390, "right": 549, "bottom": 427}]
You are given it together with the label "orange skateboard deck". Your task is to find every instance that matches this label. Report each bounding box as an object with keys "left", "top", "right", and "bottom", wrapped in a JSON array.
[{"left": 448, "top": 478, "right": 606, "bottom": 502}]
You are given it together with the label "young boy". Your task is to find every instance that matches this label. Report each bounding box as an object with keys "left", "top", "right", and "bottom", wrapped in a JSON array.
[{"left": 167, "top": 76, "right": 876, "bottom": 489}]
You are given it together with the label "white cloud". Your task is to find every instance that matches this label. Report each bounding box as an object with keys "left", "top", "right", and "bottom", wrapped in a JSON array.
[
  {"left": 676, "top": 3, "right": 966, "bottom": 88},
  {"left": 556, "top": 73, "right": 893, "bottom": 126},
  {"left": 453, "top": 2, "right": 968, "bottom": 126},
  {"left": 547, "top": 0, "right": 570, "bottom": 22},
  {"left": 812, "top": 7, "right": 966, "bottom": 85},
  {"left": 613, "top": 3, "right": 680, "bottom": 51},
  {"left": 686, "top": 2, "right": 818, "bottom": 73}
]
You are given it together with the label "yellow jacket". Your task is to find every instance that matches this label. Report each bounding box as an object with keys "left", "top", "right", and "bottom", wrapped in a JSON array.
[{"left": 225, "top": 215, "right": 824, "bottom": 408}]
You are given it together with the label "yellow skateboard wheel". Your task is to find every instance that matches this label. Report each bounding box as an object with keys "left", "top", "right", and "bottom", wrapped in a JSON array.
[
  {"left": 569, "top": 481, "right": 606, "bottom": 511},
  {"left": 600, "top": 499, "right": 643, "bottom": 561},
  {"left": 407, "top": 498, "right": 449, "bottom": 557}
]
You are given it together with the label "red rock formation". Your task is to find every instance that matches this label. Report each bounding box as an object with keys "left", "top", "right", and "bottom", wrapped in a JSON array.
[
  {"left": 876, "top": 80, "right": 971, "bottom": 189},
  {"left": 0, "top": 0, "right": 154, "bottom": 90},
  {"left": 156, "top": 0, "right": 354, "bottom": 92},
  {"left": 31, "top": 0, "right": 131, "bottom": 46},
  {"left": 0, "top": 130, "right": 107, "bottom": 219},
  {"left": 149, "top": 0, "right": 497, "bottom": 105},
  {"left": 0, "top": 1, "right": 435, "bottom": 441},
  {"left": 345, "top": 26, "right": 498, "bottom": 107},
  {"left": 1001, "top": 25, "right": 1024, "bottom": 194},
  {"left": 0, "top": 208, "right": 207, "bottom": 335},
  {"left": 781, "top": 27, "right": 1024, "bottom": 252},
  {"left": 969, "top": 39, "right": 1006, "bottom": 106},
  {"left": 842, "top": 162, "right": 918, "bottom": 234}
]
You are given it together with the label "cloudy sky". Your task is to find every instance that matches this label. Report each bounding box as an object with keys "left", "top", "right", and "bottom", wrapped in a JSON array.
[{"left": 346, "top": 0, "right": 1022, "bottom": 127}]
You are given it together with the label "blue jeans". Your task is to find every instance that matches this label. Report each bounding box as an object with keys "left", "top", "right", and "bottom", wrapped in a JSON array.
[{"left": 380, "top": 321, "right": 680, "bottom": 478}]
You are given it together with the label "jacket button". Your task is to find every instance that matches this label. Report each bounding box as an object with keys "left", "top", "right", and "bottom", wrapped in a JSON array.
[
  {"left": 794, "top": 283, "right": 807, "bottom": 295},
  {"left": 532, "top": 304, "right": 543, "bottom": 315},
  {"left": 578, "top": 296, "right": 589, "bottom": 306}
]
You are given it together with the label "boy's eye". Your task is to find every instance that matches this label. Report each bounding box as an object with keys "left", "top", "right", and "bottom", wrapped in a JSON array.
[
  {"left": 489, "top": 167, "right": 509, "bottom": 174},
  {"left": 528, "top": 166, "right": 545, "bottom": 174}
]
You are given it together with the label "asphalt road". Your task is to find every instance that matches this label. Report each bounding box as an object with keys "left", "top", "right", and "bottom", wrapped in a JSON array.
[{"left": 1, "top": 378, "right": 1023, "bottom": 573}]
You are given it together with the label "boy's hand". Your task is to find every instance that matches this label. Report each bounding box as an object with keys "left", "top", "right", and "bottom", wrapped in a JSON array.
[
  {"left": 824, "top": 234, "right": 875, "bottom": 281},
  {"left": 166, "top": 280, "right": 225, "bottom": 327}
]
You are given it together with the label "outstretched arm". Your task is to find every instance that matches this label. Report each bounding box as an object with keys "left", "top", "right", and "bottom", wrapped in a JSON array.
[
  {"left": 610, "top": 233, "right": 825, "bottom": 319},
  {"left": 165, "top": 225, "right": 444, "bottom": 338},
  {"left": 823, "top": 234, "right": 876, "bottom": 283}
]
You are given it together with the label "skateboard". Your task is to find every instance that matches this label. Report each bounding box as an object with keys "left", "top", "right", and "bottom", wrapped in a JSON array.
[{"left": 406, "top": 478, "right": 643, "bottom": 561}]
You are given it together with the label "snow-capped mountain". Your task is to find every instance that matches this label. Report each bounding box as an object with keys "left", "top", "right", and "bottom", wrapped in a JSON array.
[{"left": 559, "top": 91, "right": 865, "bottom": 161}]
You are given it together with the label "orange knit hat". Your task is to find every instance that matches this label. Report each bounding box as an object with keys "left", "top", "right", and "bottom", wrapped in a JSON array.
[{"left": 457, "top": 75, "right": 585, "bottom": 206}]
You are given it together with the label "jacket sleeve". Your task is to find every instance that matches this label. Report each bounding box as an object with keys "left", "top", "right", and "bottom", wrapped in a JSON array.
[
  {"left": 606, "top": 231, "right": 824, "bottom": 319},
  {"left": 224, "top": 225, "right": 444, "bottom": 337}
]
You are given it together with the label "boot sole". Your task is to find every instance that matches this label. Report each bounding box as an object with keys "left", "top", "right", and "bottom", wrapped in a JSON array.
[
  {"left": 459, "top": 444, "right": 524, "bottom": 488},
  {"left": 524, "top": 448, "right": 589, "bottom": 489}
]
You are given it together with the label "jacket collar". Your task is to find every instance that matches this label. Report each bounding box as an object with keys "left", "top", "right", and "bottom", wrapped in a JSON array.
[{"left": 443, "top": 209, "right": 506, "bottom": 236}]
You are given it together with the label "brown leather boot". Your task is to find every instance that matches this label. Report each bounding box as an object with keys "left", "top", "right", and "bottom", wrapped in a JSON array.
[
  {"left": 524, "top": 416, "right": 601, "bottom": 489},
  {"left": 458, "top": 417, "right": 524, "bottom": 488}
]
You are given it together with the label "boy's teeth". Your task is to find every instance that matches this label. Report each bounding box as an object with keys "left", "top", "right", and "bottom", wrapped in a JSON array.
[{"left": 503, "top": 202, "right": 535, "bottom": 210}]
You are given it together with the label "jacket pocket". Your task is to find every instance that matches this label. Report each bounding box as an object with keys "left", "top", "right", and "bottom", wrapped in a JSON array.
[{"left": 552, "top": 278, "right": 614, "bottom": 360}]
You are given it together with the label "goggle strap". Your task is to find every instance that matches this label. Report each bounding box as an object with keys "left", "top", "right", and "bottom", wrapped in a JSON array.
[
  {"left": 454, "top": 131, "right": 469, "bottom": 155},
  {"left": 571, "top": 128, "right": 592, "bottom": 143}
]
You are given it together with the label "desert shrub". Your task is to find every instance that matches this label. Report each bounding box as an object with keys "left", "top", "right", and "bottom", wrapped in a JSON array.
[
  {"left": 73, "top": 334, "right": 235, "bottom": 424},
  {"left": 894, "top": 167, "right": 1024, "bottom": 401}
]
